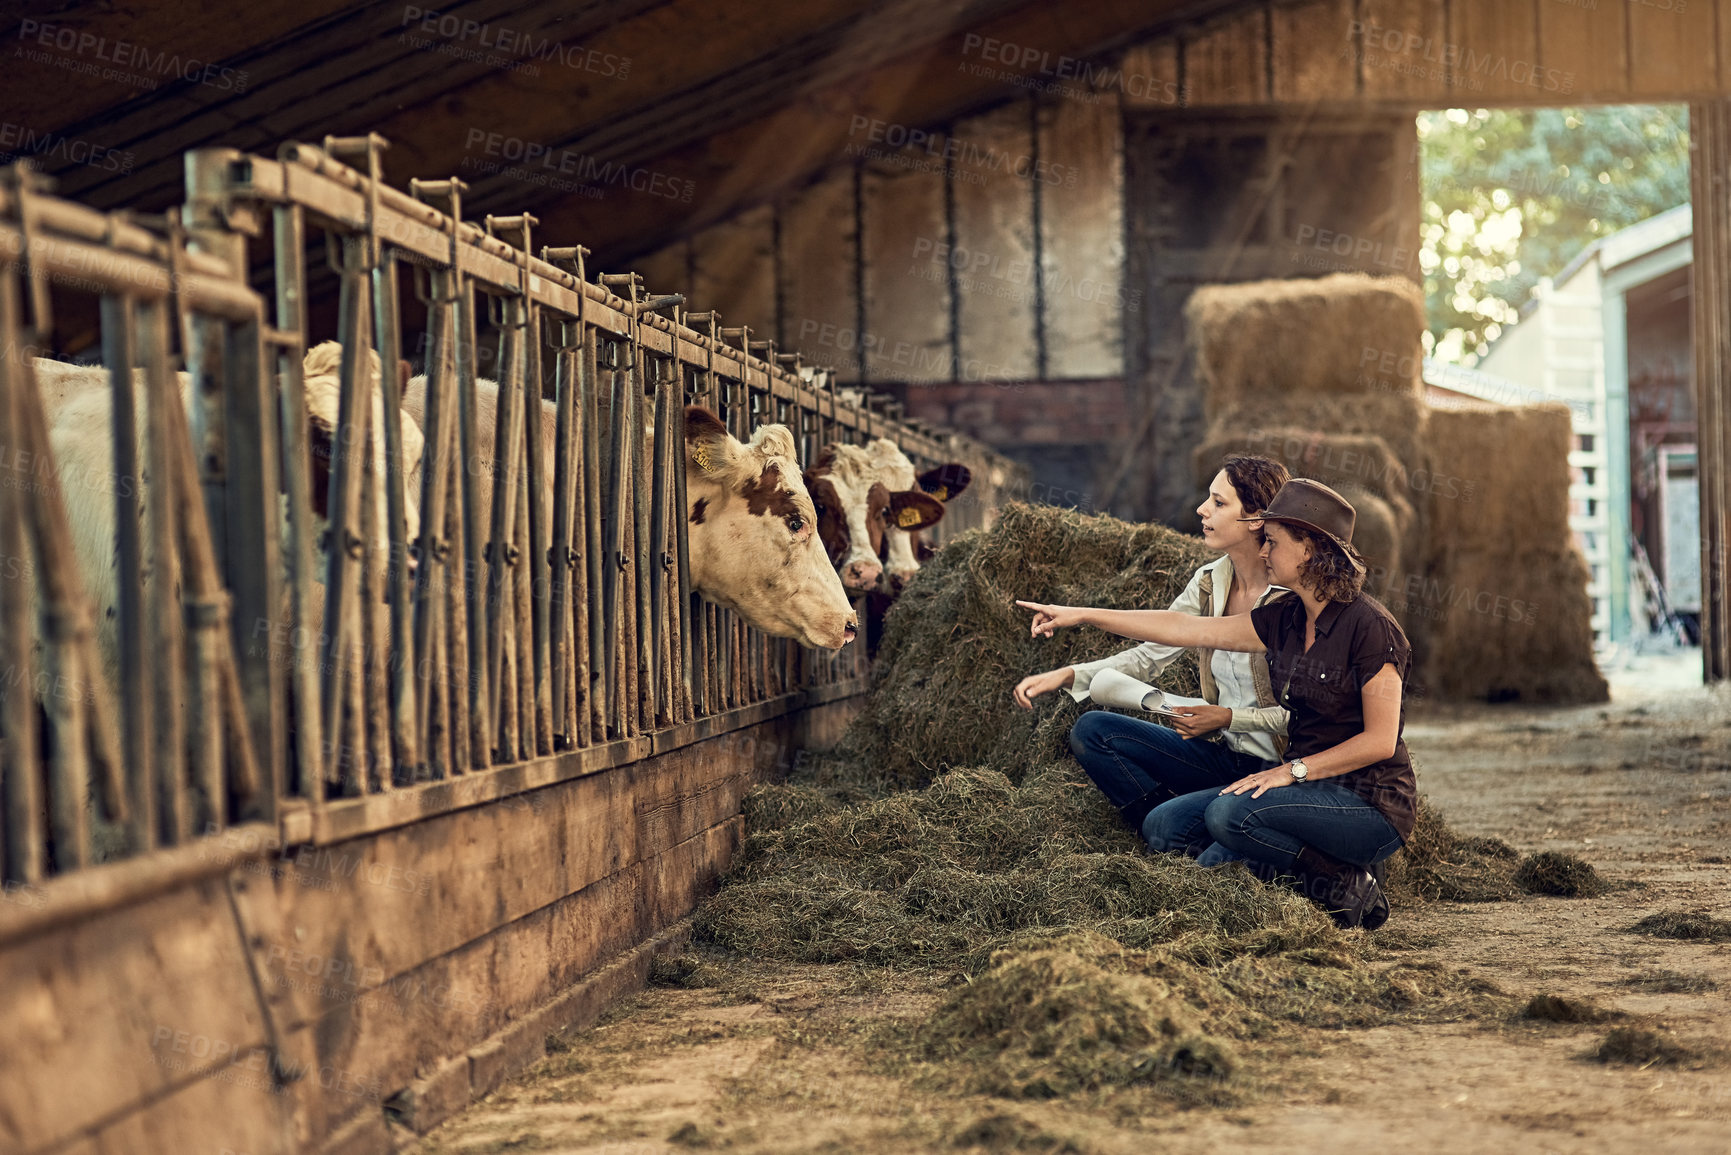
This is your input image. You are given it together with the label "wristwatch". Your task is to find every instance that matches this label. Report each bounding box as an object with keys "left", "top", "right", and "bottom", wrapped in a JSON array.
[{"left": 1288, "top": 758, "right": 1309, "bottom": 782}]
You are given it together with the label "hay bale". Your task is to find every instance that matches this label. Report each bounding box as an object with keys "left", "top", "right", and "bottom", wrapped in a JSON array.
[
  {"left": 1405, "top": 403, "right": 1606, "bottom": 704},
  {"left": 1513, "top": 851, "right": 1608, "bottom": 897},
  {"left": 1420, "top": 403, "right": 1575, "bottom": 562},
  {"left": 1192, "top": 428, "right": 1417, "bottom": 525},
  {"left": 1187, "top": 274, "right": 1427, "bottom": 414}
]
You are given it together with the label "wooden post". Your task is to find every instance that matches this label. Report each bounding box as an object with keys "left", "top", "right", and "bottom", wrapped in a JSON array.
[{"left": 1691, "top": 99, "right": 1731, "bottom": 684}]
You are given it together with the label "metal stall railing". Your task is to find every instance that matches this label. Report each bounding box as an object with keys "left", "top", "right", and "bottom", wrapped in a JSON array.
[
  {"left": 0, "top": 162, "right": 278, "bottom": 891},
  {"left": 0, "top": 138, "right": 1024, "bottom": 881},
  {"left": 179, "top": 140, "right": 1010, "bottom": 848}
]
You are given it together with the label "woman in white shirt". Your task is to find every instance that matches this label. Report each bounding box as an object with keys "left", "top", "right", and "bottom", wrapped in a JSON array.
[{"left": 1013, "top": 456, "right": 1290, "bottom": 838}]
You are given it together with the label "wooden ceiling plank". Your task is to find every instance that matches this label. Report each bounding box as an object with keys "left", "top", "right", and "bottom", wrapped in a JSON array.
[
  {"left": 1447, "top": 0, "right": 1544, "bottom": 103},
  {"left": 1629, "top": 4, "right": 1717, "bottom": 98},
  {"left": 44, "top": 0, "right": 643, "bottom": 204},
  {"left": 1354, "top": 0, "right": 1450, "bottom": 103},
  {"left": 1536, "top": 0, "right": 1629, "bottom": 101}
]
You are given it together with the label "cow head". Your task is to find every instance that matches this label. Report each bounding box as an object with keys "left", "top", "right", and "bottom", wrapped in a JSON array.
[
  {"left": 803, "top": 443, "right": 889, "bottom": 592},
  {"left": 301, "top": 342, "right": 426, "bottom": 569},
  {"left": 684, "top": 406, "right": 857, "bottom": 650},
  {"left": 863, "top": 439, "right": 947, "bottom": 590}
]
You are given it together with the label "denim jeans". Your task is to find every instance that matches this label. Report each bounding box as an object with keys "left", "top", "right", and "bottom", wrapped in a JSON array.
[
  {"left": 1143, "top": 780, "right": 1404, "bottom": 874},
  {"left": 1069, "top": 710, "right": 1273, "bottom": 835}
]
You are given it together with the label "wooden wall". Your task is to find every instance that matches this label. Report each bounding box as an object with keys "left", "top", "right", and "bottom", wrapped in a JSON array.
[{"left": 0, "top": 698, "right": 860, "bottom": 1155}]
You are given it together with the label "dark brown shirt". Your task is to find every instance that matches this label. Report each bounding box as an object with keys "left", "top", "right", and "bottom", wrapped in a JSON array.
[{"left": 1248, "top": 593, "right": 1417, "bottom": 842}]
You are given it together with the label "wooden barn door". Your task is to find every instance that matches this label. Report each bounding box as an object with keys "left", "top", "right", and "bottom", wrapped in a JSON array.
[{"left": 1116, "top": 110, "right": 1420, "bottom": 526}]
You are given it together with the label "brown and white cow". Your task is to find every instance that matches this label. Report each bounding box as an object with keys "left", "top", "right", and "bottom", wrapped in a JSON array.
[
  {"left": 804, "top": 437, "right": 969, "bottom": 594},
  {"left": 401, "top": 376, "right": 857, "bottom": 651}
]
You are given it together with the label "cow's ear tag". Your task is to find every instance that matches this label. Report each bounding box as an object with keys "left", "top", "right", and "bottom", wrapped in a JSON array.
[
  {"left": 928, "top": 486, "right": 949, "bottom": 502},
  {"left": 692, "top": 442, "right": 717, "bottom": 474},
  {"left": 897, "top": 507, "right": 923, "bottom": 529}
]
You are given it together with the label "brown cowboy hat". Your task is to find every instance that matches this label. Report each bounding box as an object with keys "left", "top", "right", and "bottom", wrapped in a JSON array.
[{"left": 1237, "top": 477, "right": 1367, "bottom": 574}]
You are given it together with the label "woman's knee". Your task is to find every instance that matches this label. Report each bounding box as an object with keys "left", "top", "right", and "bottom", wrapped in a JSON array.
[
  {"left": 1202, "top": 793, "right": 1255, "bottom": 846},
  {"left": 1067, "top": 710, "right": 1111, "bottom": 759}
]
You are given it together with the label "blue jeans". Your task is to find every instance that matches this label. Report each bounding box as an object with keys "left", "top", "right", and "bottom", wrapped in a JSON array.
[
  {"left": 1144, "top": 781, "right": 1404, "bottom": 874},
  {"left": 1069, "top": 710, "right": 1273, "bottom": 834}
]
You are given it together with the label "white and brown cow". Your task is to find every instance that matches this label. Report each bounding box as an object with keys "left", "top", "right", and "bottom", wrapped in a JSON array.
[
  {"left": 804, "top": 437, "right": 970, "bottom": 593},
  {"left": 401, "top": 376, "right": 857, "bottom": 651}
]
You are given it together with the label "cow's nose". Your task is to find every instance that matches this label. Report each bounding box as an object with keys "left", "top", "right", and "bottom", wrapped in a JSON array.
[
  {"left": 888, "top": 567, "right": 916, "bottom": 591},
  {"left": 843, "top": 560, "right": 882, "bottom": 589},
  {"left": 842, "top": 618, "right": 858, "bottom": 645}
]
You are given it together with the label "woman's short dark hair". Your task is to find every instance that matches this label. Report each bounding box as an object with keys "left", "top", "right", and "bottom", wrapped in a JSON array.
[
  {"left": 1222, "top": 455, "right": 1290, "bottom": 516},
  {"left": 1282, "top": 521, "right": 1367, "bottom": 604}
]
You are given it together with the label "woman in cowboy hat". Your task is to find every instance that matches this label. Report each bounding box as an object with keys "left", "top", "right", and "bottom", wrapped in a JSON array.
[
  {"left": 1016, "top": 478, "right": 1416, "bottom": 930},
  {"left": 1012, "top": 455, "right": 1293, "bottom": 837}
]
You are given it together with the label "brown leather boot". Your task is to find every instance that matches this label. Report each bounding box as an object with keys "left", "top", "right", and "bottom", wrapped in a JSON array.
[{"left": 1293, "top": 846, "right": 1389, "bottom": 930}]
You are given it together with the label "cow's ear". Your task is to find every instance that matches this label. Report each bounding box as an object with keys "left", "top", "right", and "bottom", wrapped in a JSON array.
[
  {"left": 684, "top": 406, "right": 735, "bottom": 477},
  {"left": 918, "top": 463, "right": 971, "bottom": 503},
  {"left": 888, "top": 489, "right": 945, "bottom": 531}
]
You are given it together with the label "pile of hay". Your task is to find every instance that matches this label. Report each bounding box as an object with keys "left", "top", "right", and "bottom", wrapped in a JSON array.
[
  {"left": 841, "top": 503, "right": 1212, "bottom": 785},
  {"left": 1628, "top": 911, "right": 1731, "bottom": 943},
  {"left": 1384, "top": 798, "right": 1605, "bottom": 903}
]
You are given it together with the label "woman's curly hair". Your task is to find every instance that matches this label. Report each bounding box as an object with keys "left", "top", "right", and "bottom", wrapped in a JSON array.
[{"left": 1282, "top": 521, "right": 1367, "bottom": 604}]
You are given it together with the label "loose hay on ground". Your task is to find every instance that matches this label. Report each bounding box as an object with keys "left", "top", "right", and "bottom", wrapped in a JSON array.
[
  {"left": 681, "top": 506, "right": 1537, "bottom": 1103},
  {"left": 1627, "top": 911, "right": 1731, "bottom": 942}
]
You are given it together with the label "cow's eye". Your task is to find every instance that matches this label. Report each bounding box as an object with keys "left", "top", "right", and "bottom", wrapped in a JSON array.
[{"left": 786, "top": 514, "right": 804, "bottom": 534}]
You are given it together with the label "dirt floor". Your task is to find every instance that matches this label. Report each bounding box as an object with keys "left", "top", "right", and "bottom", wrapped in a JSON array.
[{"left": 405, "top": 649, "right": 1731, "bottom": 1154}]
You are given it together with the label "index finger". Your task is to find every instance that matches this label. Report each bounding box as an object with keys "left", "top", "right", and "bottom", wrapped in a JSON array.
[{"left": 1014, "top": 600, "right": 1050, "bottom": 614}]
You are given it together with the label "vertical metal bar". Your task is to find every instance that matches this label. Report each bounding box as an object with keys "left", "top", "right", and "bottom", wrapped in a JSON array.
[
  {"left": 485, "top": 313, "right": 524, "bottom": 758},
  {"left": 648, "top": 359, "right": 673, "bottom": 727},
  {"left": 668, "top": 379, "right": 688, "bottom": 716},
  {"left": 455, "top": 283, "right": 487, "bottom": 767},
  {"left": 14, "top": 366, "right": 90, "bottom": 870},
  {"left": 372, "top": 254, "right": 418, "bottom": 778},
  {"left": 605, "top": 362, "right": 632, "bottom": 737},
  {"left": 629, "top": 347, "right": 653, "bottom": 730},
  {"left": 272, "top": 204, "right": 320, "bottom": 803},
  {"left": 319, "top": 252, "right": 374, "bottom": 795},
  {"left": 0, "top": 272, "right": 44, "bottom": 880},
  {"left": 142, "top": 299, "right": 188, "bottom": 844},
  {"left": 223, "top": 315, "right": 279, "bottom": 821},
  {"left": 411, "top": 289, "right": 454, "bottom": 768},
  {"left": 525, "top": 313, "right": 553, "bottom": 755},
  {"left": 582, "top": 342, "right": 605, "bottom": 743},
  {"left": 550, "top": 336, "right": 577, "bottom": 747},
  {"left": 101, "top": 294, "right": 155, "bottom": 849},
  {"left": 359, "top": 346, "right": 390, "bottom": 792}
]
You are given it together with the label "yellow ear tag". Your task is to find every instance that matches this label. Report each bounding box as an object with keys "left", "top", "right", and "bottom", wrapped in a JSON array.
[
  {"left": 692, "top": 443, "right": 715, "bottom": 473},
  {"left": 930, "top": 486, "right": 948, "bottom": 502},
  {"left": 897, "top": 507, "right": 923, "bottom": 528}
]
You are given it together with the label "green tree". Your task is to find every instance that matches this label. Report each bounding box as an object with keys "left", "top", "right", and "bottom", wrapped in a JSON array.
[{"left": 1419, "top": 105, "right": 1690, "bottom": 364}]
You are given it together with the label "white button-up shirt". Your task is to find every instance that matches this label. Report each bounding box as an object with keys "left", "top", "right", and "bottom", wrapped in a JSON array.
[{"left": 1066, "top": 554, "right": 1288, "bottom": 765}]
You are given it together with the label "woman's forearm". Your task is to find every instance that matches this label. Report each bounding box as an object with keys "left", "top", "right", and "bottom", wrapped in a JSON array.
[
  {"left": 1083, "top": 608, "right": 1261, "bottom": 652},
  {"left": 1285, "top": 732, "right": 1397, "bottom": 779}
]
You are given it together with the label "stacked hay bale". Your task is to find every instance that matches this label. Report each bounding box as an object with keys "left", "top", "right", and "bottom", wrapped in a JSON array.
[
  {"left": 1187, "top": 274, "right": 1428, "bottom": 607},
  {"left": 1184, "top": 272, "right": 1604, "bottom": 704},
  {"left": 1417, "top": 403, "right": 1607, "bottom": 702}
]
